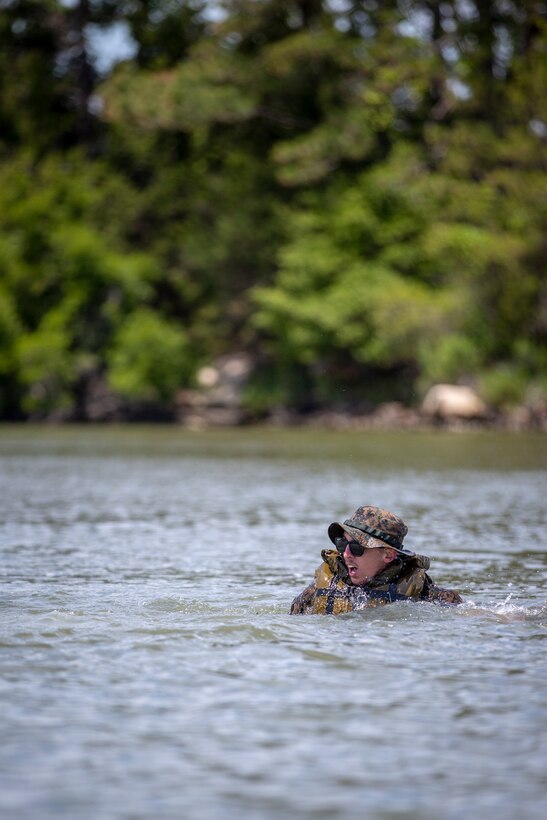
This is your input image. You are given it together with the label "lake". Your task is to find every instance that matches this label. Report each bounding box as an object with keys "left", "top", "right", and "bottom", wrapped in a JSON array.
[{"left": 1, "top": 425, "right": 546, "bottom": 819}]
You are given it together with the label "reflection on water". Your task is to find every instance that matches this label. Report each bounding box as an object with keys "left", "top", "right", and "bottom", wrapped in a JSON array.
[{"left": 1, "top": 426, "right": 546, "bottom": 820}]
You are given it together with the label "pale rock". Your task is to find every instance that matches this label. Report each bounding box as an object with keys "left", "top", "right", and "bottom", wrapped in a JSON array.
[
  {"left": 196, "top": 366, "right": 219, "bottom": 388},
  {"left": 422, "top": 384, "right": 488, "bottom": 419}
]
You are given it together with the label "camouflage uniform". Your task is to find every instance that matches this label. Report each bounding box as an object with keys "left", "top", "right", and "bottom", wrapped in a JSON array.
[{"left": 290, "top": 506, "right": 462, "bottom": 615}]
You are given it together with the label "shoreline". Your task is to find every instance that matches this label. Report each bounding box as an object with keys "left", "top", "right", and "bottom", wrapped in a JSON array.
[{"left": 6, "top": 401, "right": 543, "bottom": 433}]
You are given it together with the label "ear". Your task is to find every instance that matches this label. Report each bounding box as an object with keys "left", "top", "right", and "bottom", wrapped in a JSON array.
[{"left": 383, "top": 548, "right": 397, "bottom": 564}]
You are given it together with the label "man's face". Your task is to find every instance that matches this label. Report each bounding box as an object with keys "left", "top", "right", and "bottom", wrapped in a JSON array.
[{"left": 342, "top": 532, "right": 396, "bottom": 585}]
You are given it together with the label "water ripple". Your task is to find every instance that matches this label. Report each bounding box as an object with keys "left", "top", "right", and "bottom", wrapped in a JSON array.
[{"left": 1, "top": 427, "right": 547, "bottom": 820}]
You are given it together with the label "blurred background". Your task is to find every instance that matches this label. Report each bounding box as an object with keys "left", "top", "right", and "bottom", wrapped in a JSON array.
[{"left": 0, "top": 0, "right": 546, "bottom": 425}]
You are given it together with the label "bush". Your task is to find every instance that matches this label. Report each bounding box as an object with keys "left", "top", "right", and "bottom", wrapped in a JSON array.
[
  {"left": 478, "top": 364, "right": 529, "bottom": 408},
  {"left": 107, "top": 309, "right": 191, "bottom": 403}
]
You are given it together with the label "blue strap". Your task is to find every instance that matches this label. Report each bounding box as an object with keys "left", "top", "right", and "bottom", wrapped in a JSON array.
[{"left": 314, "top": 585, "right": 410, "bottom": 607}]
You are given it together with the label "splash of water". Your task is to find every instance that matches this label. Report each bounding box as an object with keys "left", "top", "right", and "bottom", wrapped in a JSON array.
[{"left": 459, "top": 592, "right": 547, "bottom": 623}]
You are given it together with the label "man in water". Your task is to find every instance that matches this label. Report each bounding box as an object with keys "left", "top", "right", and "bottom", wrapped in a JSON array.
[{"left": 290, "top": 505, "right": 462, "bottom": 614}]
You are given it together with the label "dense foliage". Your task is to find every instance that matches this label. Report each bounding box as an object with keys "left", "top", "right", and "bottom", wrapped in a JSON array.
[{"left": 0, "top": 0, "right": 546, "bottom": 420}]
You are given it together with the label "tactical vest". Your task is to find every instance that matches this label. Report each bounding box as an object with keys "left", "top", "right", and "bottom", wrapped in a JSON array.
[{"left": 294, "top": 549, "right": 433, "bottom": 615}]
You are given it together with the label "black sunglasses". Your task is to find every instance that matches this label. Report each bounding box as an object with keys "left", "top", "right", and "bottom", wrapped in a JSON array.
[{"left": 334, "top": 537, "right": 366, "bottom": 557}]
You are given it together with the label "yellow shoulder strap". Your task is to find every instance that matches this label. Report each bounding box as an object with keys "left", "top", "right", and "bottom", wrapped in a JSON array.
[{"left": 314, "top": 561, "right": 334, "bottom": 588}]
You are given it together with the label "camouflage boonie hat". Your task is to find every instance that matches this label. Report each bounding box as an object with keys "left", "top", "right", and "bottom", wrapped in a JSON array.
[{"left": 328, "top": 505, "right": 409, "bottom": 553}]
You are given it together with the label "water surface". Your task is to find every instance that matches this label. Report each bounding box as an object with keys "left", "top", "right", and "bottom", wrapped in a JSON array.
[{"left": 1, "top": 426, "right": 546, "bottom": 819}]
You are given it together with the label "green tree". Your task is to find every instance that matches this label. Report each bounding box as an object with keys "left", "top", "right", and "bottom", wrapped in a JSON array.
[
  {"left": 0, "top": 153, "right": 173, "bottom": 417},
  {"left": 108, "top": 308, "right": 190, "bottom": 404},
  {"left": 0, "top": 0, "right": 545, "bottom": 419}
]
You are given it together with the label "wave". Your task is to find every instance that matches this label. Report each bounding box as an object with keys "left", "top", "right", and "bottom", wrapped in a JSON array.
[{"left": 459, "top": 593, "right": 547, "bottom": 623}]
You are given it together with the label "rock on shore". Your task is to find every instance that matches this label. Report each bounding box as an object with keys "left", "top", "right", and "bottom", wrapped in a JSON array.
[{"left": 174, "top": 355, "right": 546, "bottom": 432}]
